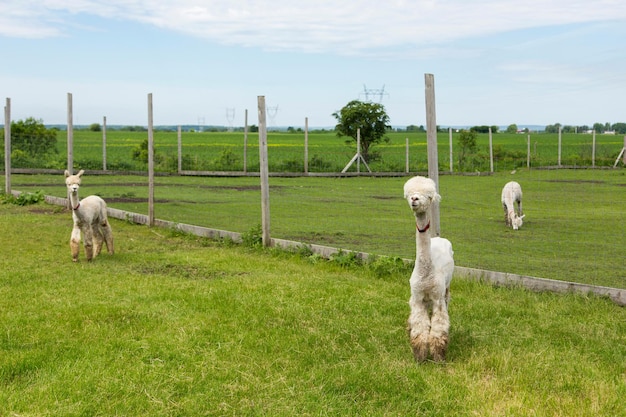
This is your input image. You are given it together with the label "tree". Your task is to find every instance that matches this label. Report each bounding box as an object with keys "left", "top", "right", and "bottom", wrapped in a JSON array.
[
  {"left": 332, "top": 100, "right": 391, "bottom": 162},
  {"left": 506, "top": 124, "right": 518, "bottom": 134},
  {"left": 457, "top": 129, "right": 477, "bottom": 170},
  {"left": 89, "top": 123, "right": 102, "bottom": 132},
  {"left": 10, "top": 117, "right": 58, "bottom": 157}
]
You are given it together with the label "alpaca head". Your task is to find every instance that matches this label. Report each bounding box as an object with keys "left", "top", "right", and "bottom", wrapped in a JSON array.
[
  {"left": 65, "top": 169, "right": 85, "bottom": 194},
  {"left": 512, "top": 214, "right": 525, "bottom": 230},
  {"left": 403, "top": 176, "right": 441, "bottom": 215}
]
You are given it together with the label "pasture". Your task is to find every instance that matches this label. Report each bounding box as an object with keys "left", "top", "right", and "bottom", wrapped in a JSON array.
[
  {"left": 6, "top": 129, "right": 624, "bottom": 173},
  {"left": 9, "top": 168, "right": 626, "bottom": 289},
  {"left": 0, "top": 201, "right": 625, "bottom": 415}
]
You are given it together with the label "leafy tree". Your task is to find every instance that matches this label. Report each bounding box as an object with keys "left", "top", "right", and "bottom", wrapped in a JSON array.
[
  {"left": 612, "top": 123, "right": 626, "bottom": 134},
  {"left": 592, "top": 123, "right": 605, "bottom": 133},
  {"left": 458, "top": 129, "right": 478, "bottom": 170},
  {"left": 506, "top": 124, "right": 518, "bottom": 134},
  {"left": 406, "top": 124, "right": 426, "bottom": 132},
  {"left": 332, "top": 100, "right": 391, "bottom": 162},
  {"left": 470, "top": 125, "right": 498, "bottom": 134},
  {"left": 10, "top": 117, "right": 58, "bottom": 157},
  {"left": 545, "top": 123, "right": 562, "bottom": 134},
  {"left": 89, "top": 123, "right": 102, "bottom": 132}
]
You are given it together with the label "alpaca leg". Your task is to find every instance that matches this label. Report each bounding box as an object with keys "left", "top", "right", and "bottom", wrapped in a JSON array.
[
  {"left": 70, "top": 226, "right": 81, "bottom": 262},
  {"left": 83, "top": 227, "right": 94, "bottom": 261},
  {"left": 101, "top": 220, "right": 114, "bottom": 254},
  {"left": 92, "top": 223, "right": 104, "bottom": 257},
  {"left": 503, "top": 205, "right": 510, "bottom": 227},
  {"left": 517, "top": 200, "right": 523, "bottom": 217},
  {"left": 428, "top": 297, "right": 450, "bottom": 362},
  {"left": 407, "top": 296, "right": 431, "bottom": 362}
]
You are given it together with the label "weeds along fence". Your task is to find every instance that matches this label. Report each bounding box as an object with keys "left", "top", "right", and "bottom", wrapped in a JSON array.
[{"left": 1, "top": 128, "right": 625, "bottom": 175}]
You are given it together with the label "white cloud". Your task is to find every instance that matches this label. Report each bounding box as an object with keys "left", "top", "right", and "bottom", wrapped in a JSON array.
[{"left": 2, "top": 0, "right": 626, "bottom": 53}]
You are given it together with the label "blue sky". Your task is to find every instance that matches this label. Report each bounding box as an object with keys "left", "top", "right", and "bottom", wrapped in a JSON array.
[{"left": 1, "top": 0, "right": 625, "bottom": 128}]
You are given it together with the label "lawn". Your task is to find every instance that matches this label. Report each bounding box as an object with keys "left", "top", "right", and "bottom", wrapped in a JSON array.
[{"left": 0, "top": 202, "right": 625, "bottom": 416}]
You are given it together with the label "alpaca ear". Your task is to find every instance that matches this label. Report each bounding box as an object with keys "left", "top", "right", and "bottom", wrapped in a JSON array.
[
  {"left": 432, "top": 192, "right": 441, "bottom": 204},
  {"left": 64, "top": 170, "right": 70, "bottom": 178},
  {"left": 520, "top": 215, "right": 525, "bottom": 219},
  {"left": 77, "top": 170, "right": 85, "bottom": 177}
]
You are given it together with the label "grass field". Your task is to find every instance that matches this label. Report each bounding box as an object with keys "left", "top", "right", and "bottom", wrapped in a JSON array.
[
  {"left": 0, "top": 202, "right": 625, "bottom": 416},
  {"left": 8, "top": 168, "right": 626, "bottom": 290},
  {"left": 4, "top": 129, "right": 624, "bottom": 173}
]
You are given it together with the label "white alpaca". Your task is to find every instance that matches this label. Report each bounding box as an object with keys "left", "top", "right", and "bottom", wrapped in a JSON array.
[
  {"left": 501, "top": 181, "right": 525, "bottom": 230},
  {"left": 404, "top": 176, "right": 455, "bottom": 362},
  {"left": 64, "top": 170, "right": 114, "bottom": 262}
]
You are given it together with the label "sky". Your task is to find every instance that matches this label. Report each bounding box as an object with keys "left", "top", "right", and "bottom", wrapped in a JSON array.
[{"left": 1, "top": 0, "right": 626, "bottom": 129}]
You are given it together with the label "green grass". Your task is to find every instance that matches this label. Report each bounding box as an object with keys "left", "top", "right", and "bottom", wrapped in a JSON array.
[
  {"left": 4, "top": 129, "right": 624, "bottom": 172},
  {"left": 0, "top": 203, "right": 625, "bottom": 415},
  {"left": 9, "top": 168, "right": 626, "bottom": 289}
]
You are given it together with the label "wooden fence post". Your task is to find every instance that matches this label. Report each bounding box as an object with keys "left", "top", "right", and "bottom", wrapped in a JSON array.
[
  {"left": 177, "top": 125, "right": 182, "bottom": 174},
  {"left": 304, "top": 117, "right": 309, "bottom": 174},
  {"left": 244, "top": 109, "right": 248, "bottom": 174},
  {"left": 489, "top": 127, "right": 494, "bottom": 173},
  {"left": 558, "top": 126, "right": 562, "bottom": 167},
  {"left": 67, "top": 93, "right": 73, "bottom": 174},
  {"left": 592, "top": 130, "right": 596, "bottom": 167},
  {"left": 424, "top": 73, "right": 440, "bottom": 236},
  {"left": 147, "top": 93, "right": 155, "bottom": 227},
  {"left": 527, "top": 134, "right": 531, "bottom": 169},
  {"left": 448, "top": 127, "right": 453, "bottom": 173},
  {"left": 405, "top": 137, "right": 409, "bottom": 173},
  {"left": 258, "top": 96, "right": 271, "bottom": 247},
  {"left": 4, "top": 98, "right": 10, "bottom": 195}
]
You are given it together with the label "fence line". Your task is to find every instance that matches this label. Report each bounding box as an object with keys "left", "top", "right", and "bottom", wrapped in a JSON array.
[{"left": 28, "top": 191, "right": 625, "bottom": 307}]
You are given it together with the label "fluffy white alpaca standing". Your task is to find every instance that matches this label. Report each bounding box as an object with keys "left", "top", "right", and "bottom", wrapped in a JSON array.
[
  {"left": 65, "top": 170, "right": 114, "bottom": 262},
  {"left": 501, "top": 181, "right": 525, "bottom": 230},
  {"left": 404, "top": 176, "right": 455, "bottom": 362}
]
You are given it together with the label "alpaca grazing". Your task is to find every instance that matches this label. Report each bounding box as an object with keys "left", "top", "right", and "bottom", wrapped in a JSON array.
[
  {"left": 501, "top": 181, "right": 525, "bottom": 230},
  {"left": 64, "top": 170, "right": 114, "bottom": 262},
  {"left": 404, "top": 176, "right": 455, "bottom": 362}
]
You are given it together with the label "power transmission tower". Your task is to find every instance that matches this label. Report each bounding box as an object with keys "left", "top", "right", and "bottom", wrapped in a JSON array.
[
  {"left": 197, "top": 116, "right": 205, "bottom": 132},
  {"left": 267, "top": 105, "right": 279, "bottom": 128},
  {"left": 226, "top": 108, "right": 236, "bottom": 132},
  {"left": 360, "top": 84, "right": 389, "bottom": 103}
]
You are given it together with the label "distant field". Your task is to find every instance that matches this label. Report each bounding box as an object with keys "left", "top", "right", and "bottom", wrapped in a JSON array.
[{"left": 8, "top": 129, "right": 624, "bottom": 172}]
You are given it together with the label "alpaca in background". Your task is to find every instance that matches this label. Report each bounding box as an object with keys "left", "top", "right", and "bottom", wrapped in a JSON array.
[
  {"left": 501, "top": 181, "right": 525, "bottom": 230},
  {"left": 403, "top": 176, "right": 455, "bottom": 362},
  {"left": 65, "top": 170, "right": 114, "bottom": 262}
]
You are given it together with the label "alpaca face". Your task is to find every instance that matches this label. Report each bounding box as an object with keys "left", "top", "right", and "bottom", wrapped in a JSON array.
[
  {"left": 64, "top": 170, "right": 85, "bottom": 194},
  {"left": 512, "top": 214, "right": 525, "bottom": 230},
  {"left": 403, "top": 176, "right": 441, "bottom": 215},
  {"left": 406, "top": 192, "right": 434, "bottom": 214}
]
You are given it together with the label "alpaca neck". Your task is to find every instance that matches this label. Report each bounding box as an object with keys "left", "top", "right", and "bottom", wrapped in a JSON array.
[
  {"left": 69, "top": 191, "right": 80, "bottom": 210},
  {"left": 414, "top": 213, "right": 432, "bottom": 265}
]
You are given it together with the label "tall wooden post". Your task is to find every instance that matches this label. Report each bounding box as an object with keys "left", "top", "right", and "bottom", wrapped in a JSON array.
[
  {"left": 67, "top": 93, "right": 73, "bottom": 174},
  {"left": 489, "top": 127, "right": 494, "bottom": 173},
  {"left": 147, "top": 93, "right": 155, "bottom": 227},
  {"left": 4, "top": 98, "right": 10, "bottom": 195},
  {"left": 243, "top": 109, "right": 248, "bottom": 174},
  {"left": 258, "top": 96, "right": 271, "bottom": 247},
  {"left": 424, "top": 73, "right": 440, "bottom": 236},
  {"left": 592, "top": 130, "right": 596, "bottom": 167},
  {"left": 304, "top": 117, "right": 309, "bottom": 174},
  {"left": 102, "top": 116, "right": 107, "bottom": 171},
  {"left": 448, "top": 127, "right": 453, "bottom": 173},
  {"left": 527, "top": 134, "right": 531, "bottom": 169},
  {"left": 405, "top": 137, "right": 409, "bottom": 173},
  {"left": 177, "top": 125, "right": 182, "bottom": 174},
  {"left": 558, "top": 126, "right": 562, "bottom": 167}
]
